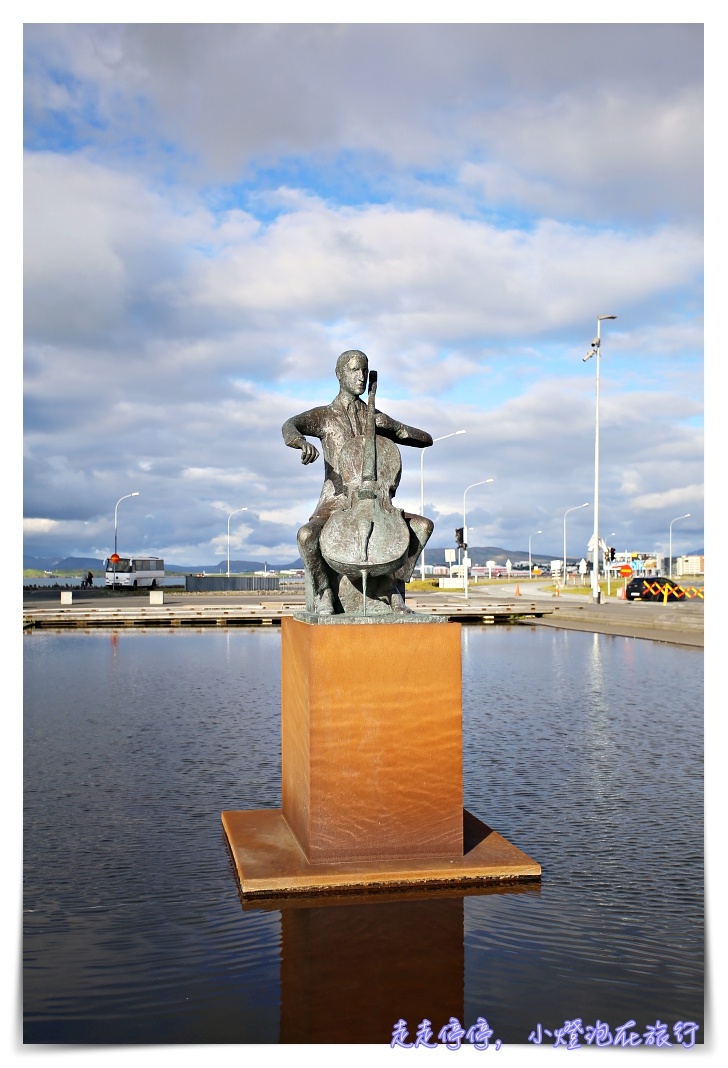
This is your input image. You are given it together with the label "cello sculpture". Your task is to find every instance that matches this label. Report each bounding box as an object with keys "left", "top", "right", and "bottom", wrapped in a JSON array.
[
  {"left": 282, "top": 350, "right": 434, "bottom": 615},
  {"left": 319, "top": 371, "right": 411, "bottom": 612}
]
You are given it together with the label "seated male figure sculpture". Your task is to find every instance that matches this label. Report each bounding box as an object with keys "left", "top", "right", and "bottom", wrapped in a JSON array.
[{"left": 282, "top": 350, "right": 433, "bottom": 615}]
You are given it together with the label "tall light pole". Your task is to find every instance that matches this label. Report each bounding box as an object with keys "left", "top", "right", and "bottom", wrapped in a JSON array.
[
  {"left": 669, "top": 513, "right": 690, "bottom": 579},
  {"left": 227, "top": 507, "right": 248, "bottom": 577},
  {"left": 114, "top": 492, "right": 140, "bottom": 556},
  {"left": 528, "top": 530, "right": 542, "bottom": 579},
  {"left": 563, "top": 503, "right": 589, "bottom": 588},
  {"left": 419, "top": 431, "right": 466, "bottom": 579},
  {"left": 584, "top": 314, "right": 617, "bottom": 602},
  {"left": 463, "top": 479, "right": 494, "bottom": 600}
]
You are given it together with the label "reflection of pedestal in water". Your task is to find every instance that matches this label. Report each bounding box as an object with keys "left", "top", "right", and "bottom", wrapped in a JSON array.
[
  {"left": 222, "top": 616, "right": 540, "bottom": 895},
  {"left": 279, "top": 893, "right": 464, "bottom": 1043},
  {"left": 240, "top": 882, "right": 542, "bottom": 1044}
]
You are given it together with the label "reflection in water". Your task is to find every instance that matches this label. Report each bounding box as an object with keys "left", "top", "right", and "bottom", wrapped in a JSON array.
[
  {"left": 244, "top": 883, "right": 542, "bottom": 1045},
  {"left": 582, "top": 632, "right": 612, "bottom": 802},
  {"left": 280, "top": 894, "right": 464, "bottom": 1044},
  {"left": 24, "top": 627, "right": 703, "bottom": 1044}
]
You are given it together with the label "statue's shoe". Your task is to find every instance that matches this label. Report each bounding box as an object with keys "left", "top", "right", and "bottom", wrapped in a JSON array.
[{"left": 390, "top": 592, "right": 414, "bottom": 614}]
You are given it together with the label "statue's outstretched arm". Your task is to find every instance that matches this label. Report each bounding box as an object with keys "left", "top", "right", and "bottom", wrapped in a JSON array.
[
  {"left": 282, "top": 410, "right": 322, "bottom": 465},
  {"left": 374, "top": 411, "right": 432, "bottom": 448}
]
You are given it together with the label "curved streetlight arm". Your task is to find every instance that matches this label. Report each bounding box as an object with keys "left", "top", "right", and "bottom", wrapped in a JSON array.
[
  {"left": 114, "top": 492, "right": 140, "bottom": 556},
  {"left": 463, "top": 479, "right": 494, "bottom": 532},
  {"left": 463, "top": 478, "right": 494, "bottom": 600},
  {"left": 668, "top": 513, "right": 690, "bottom": 579},
  {"left": 563, "top": 503, "right": 589, "bottom": 586},
  {"left": 418, "top": 430, "right": 466, "bottom": 579},
  {"left": 528, "top": 529, "right": 542, "bottom": 578},
  {"left": 227, "top": 507, "right": 248, "bottom": 577},
  {"left": 420, "top": 431, "right": 467, "bottom": 512}
]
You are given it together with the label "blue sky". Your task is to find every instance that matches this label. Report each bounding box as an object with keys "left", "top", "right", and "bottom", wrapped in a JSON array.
[{"left": 22, "top": 15, "right": 705, "bottom": 566}]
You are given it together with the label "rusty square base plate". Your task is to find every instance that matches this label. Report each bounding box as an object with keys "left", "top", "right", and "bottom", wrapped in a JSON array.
[{"left": 221, "top": 807, "right": 541, "bottom": 898}]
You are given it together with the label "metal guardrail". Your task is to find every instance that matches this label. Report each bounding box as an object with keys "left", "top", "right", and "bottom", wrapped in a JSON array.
[{"left": 184, "top": 576, "right": 281, "bottom": 592}]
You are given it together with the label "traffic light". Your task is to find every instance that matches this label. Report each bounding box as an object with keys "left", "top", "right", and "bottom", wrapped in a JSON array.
[
  {"left": 609, "top": 547, "right": 616, "bottom": 561},
  {"left": 455, "top": 527, "right": 467, "bottom": 550}
]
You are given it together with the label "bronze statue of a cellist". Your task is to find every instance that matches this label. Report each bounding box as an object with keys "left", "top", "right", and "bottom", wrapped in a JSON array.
[{"left": 282, "top": 350, "right": 433, "bottom": 615}]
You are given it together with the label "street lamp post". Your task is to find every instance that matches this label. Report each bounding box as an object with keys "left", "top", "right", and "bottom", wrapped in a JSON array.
[
  {"left": 669, "top": 513, "right": 690, "bottom": 579},
  {"left": 563, "top": 503, "right": 589, "bottom": 588},
  {"left": 463, "top": 479, "right": 494, "bottom": 601},
  {"left": 227, "top": 507, "right": 248, "bottom": 577},
  {"left": 528, "top": 530, "right": 542, "bottom": 579},
  {"left": 114, "top": 492, "right": 140, "bottom": 556},
  {"left": 584, "top": 314, "right": 617, "bottom": 602},
  {"left": 112, "top": 492, "right": 139, "bottom": 590},
  {"left": 419, "top": 431, "right": 466, "bottom": 579}
]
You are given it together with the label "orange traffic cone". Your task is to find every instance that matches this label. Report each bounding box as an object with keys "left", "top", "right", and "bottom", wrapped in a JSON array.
[{"left": 515, "top": 584, "right": 521, "bottom": 596}]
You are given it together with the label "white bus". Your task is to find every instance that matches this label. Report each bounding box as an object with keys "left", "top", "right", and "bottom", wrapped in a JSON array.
[{"left": 105, "top": 556, "right": 165, "bottom": 588}]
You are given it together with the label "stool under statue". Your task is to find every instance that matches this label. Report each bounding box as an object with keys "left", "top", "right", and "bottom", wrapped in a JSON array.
[{"left": 221, "top": 349, "right": 540, "bottom": 895}]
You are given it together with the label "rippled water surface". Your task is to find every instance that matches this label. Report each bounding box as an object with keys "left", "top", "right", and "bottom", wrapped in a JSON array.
[{"left": 24, "top": 626, "right": 703, "bottom": 1045}]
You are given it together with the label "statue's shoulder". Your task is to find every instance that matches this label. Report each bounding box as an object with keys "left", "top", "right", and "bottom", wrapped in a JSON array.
[
  {"left": 307, "top": 402, "right": 339, "bottom": 424},
  {"left": 284, "top": 403, "right": 338, "bottom": 434}
]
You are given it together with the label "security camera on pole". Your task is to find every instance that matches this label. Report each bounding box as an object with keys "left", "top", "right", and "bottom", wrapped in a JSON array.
[{"left": 583, "top": 314, "right": 617, "bottom": 603}]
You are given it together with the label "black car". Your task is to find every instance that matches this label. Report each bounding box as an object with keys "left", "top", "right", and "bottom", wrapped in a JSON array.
[{"left": 625, "top": 576, "right": 691, "bottom": 602}]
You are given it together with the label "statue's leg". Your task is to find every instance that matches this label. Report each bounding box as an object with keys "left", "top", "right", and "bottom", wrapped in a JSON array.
[
  {"left": 297, "top": 517, "right": 335, "bottom": 614},
  {"left": 393, "top": 514, "right": 434, "bottom": 583},
  {"left": 389, "top": 514, "right": 434, "bottom": 611}
]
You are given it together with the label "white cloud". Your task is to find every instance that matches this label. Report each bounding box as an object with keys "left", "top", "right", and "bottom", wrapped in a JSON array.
[
  {"left": 25, "top": 151, "right": 701, "bottom": 408},
  {"left": 631, "top": 484, "right": 704, "bottom": 512},
  {"left": 24, "top": 24, "right": 702, "bottom": 221},
  {"left": 22, "top": 22, "right": 704, "bottom": 565},
  {"left": 23, "top": 518, "right": 58, "bottom": 535},
  {"left": 461, "top": 86, "right": 702, "bottom": 222}
]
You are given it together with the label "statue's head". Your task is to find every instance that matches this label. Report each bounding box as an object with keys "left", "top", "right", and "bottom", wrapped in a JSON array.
[
  {"left": 336, "top": 349, "right": 367, "bottom": 378},
  {"left": 335, "top": 350, "right": 368, "bottom": 396}
]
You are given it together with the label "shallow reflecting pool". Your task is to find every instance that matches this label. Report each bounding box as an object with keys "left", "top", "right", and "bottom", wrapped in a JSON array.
[{"left": 23, "top": 626, "right": 703, "bottom": 1045}]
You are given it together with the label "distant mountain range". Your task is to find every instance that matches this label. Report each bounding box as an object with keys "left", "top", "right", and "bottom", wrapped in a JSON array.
[
  {"left": 23, "top": 554, "right": 300, "bottom": 574},
  {"left": 24, "top": 555, "right": 110, "bottom": 573},
  {"left": 24, "top": 547, "right": 577, "bottom": 574},
  {"left": 24, "top": 545, "right": 704, "bottom": 575}
]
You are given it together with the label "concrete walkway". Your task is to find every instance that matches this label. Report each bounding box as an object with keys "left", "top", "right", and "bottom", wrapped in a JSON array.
[
  {"left": 23, "top": 584, "right": 703, "bottom": 647},
  {"left": 417, "top": 582, "right": 704, "bottom": 648}
]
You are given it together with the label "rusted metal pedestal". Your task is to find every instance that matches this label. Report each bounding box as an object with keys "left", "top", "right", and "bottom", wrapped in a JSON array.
[{"left": 222, "top": 615, "right": 540, "bottom": 896}]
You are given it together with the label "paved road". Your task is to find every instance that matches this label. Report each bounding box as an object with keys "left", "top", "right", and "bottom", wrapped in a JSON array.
[{"left": 492, "top": 583, "right": 703, "bottom": 647}]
